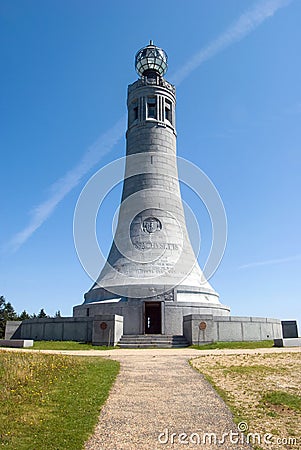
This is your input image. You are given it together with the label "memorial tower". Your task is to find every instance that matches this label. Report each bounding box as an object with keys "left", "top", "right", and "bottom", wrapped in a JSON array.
[{"left": 74, "top": 41, "right": 230, "bottom": 335}]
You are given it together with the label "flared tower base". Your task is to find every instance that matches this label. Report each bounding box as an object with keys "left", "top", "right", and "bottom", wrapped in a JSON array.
[{"left": 73, "top": 287, "right": 230, "bottom": 336}]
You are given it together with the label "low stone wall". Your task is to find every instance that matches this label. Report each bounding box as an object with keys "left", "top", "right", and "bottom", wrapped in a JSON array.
[
  {"left": 5, "top": 315, "right": 124, "bottom": 346},
  {"left": 0, "top": 339, "right": 34, "bottom": 348},
  {"left": 183, "top": 314, "right": 282, "bottom": 345},
  {"left": 274, "top": 338, "right": 301, "bottom": 347},
  {"left": 20, "top": 317, "right": 94, "bottom": 342},
  {"left": 4, "top": 314, "right": 283, "bottom": 346},
  {"left": 92, "top": 315, "right": 124, "bottom": 346}
]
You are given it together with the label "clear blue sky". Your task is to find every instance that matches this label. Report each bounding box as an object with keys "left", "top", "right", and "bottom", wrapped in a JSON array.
[{"left": 1, "top": 0, "right": 300, "bottom": 328}]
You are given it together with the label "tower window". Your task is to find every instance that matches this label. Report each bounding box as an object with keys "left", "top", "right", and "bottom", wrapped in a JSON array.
[
  {"left": 130, "top": 99, "right": 138, "bottom": 124},
  {"left": 147, "top": 96, "right": 157, "bottom": 119},
  {"left": 165, "top": 100, "right": 172, "bottom": 124}
]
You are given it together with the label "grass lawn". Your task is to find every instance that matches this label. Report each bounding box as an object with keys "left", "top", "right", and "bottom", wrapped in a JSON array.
[
  {"left": 191, "top": 352, "right": 301, "bottom": 450},
  {"left": 190, "top": 340, "right": 274, "bottom": 350},
  {"left": 0, "top": 350, "right": 119, "bottom": 450},
  {"left": 31, "top": 340, "right": 116, "bottom": 350},
  {"left": 9, "top": 339, "right": 274, "bottom": 351}
]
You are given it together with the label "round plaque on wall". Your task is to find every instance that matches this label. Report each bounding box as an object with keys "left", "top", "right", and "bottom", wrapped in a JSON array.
[
  {"left": 199, "top": 321, "right": 207, "bottom": 331},
  {"left": 100, "top": 322, "right": 108, "bottom": 330}
]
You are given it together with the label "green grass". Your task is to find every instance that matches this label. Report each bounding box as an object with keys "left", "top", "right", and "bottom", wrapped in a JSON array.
[
  {"left": 190, "top": 340, "right": 274, "bottom": 350},
  {"left": 261, "top": 391, "right": 301, "bottom": 411},
  {"left": 20, "top": 340, "right": 274, "bottom": 351},
  {"left": 198, "top": 370, "right": 247, "bottom": 425},
  {"left": 0, "top": 351, "right": 119, "bottom": 449},
  {"left": 30, "top": 340, "right": 116, "bottom": 350}
]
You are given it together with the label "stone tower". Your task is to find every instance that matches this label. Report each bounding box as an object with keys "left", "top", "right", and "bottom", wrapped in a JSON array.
[{"left": 74, "top": 42, "right": 230, "bottom": 335}]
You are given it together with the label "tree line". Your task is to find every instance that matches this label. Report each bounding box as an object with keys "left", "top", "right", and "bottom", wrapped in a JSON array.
[{"left": 0, "top": 295, "right": 61, "bottom": 339}]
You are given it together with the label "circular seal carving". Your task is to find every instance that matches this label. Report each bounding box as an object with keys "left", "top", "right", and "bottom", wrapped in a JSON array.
[
  {"left": 100, "top": 322, "right": 108, "bottom": 330},
  {"left": 199, "top": 321, "right": 207, "bottom": 331},
  {"left": 142, "top": 217, "right": 162, "bottom": 234}
]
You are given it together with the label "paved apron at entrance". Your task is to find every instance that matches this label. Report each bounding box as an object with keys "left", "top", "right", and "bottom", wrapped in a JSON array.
[{"left": 84, "top": 349, "right": 251, "bottom": 450}]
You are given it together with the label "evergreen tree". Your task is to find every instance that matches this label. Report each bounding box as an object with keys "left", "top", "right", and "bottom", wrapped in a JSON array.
[
  {"left": 37, "top": 308, "right": 48, "bottom": 318},
  {"left": 0, "top": 296, "right": 18, "bottom": 338},
  {"left": 0, "top": 296, "right": 5, "bottom": 312},
  {"left": 19, "top": 310, "right": 31, "bottom": 320},
  {"left": 4, "top": 302, "right": 18, "bottom": 320},
  {"left": 0, "top": 296, "right": 6, "bottom": 338}
]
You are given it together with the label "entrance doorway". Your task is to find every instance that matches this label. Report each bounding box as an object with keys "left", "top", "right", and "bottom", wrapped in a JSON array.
[{"left": 144, "top": 302, "right": 161, "bottom": 334}]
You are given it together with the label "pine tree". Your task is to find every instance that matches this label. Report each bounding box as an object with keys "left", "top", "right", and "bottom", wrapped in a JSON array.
[
  {"left": 37, "top": 308, "right": 48, "bottom": 318},
  {"left": 0, "top": 296, "right": 6, "bottom": 338},
  {"left": 19, "top": 310, "right": 31, "bottom": 320},
  {"left": 4, "top": 302, "right": 18, "bottom": 320},
  {"left": 0, "top": 296, "right": 18, "bottom": 338}
]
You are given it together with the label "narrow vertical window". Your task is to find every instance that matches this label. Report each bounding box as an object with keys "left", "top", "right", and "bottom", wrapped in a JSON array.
[
  {"left": 147, "top": 96, "right": 157, "bottom": 119},
  {"left": 130, "top": 99, "right": 138, "bottom": 125},
  {"left": 165, "top": 100, "right": 172, "bottom": 124}
]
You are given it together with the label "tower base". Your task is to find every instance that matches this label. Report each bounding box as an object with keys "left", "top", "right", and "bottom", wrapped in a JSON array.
[{"left": 73, "top": 295, "right": 230, "bottom": 336}]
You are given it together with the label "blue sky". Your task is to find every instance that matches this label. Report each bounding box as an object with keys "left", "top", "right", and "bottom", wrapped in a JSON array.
[{"left": 1, "top": 0, "right": 300, "bottom": 328}]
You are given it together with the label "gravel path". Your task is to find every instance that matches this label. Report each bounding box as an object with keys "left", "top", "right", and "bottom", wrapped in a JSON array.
[{"left": 84, "top": 349, "right": 252, "bottom": 450}]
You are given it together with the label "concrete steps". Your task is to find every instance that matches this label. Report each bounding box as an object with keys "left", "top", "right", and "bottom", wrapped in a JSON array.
[{"left": 118, "top": 334, "right": 189, "bottom": 348}]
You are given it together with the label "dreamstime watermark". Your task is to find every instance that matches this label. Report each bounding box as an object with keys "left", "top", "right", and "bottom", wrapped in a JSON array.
[
  {"left": 73, "top": 154, "right": 227, "bottom": 296},
  {"left": 157, "top": 422, "right": 299, "bottom": 446}
]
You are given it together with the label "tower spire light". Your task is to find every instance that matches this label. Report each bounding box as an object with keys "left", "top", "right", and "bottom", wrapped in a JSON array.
[{"left": 135, "top": 41, "right": 168, "bottom": 77}]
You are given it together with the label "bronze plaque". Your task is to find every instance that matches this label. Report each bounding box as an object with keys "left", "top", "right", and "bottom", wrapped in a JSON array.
[
  {"left": 100, "top": 322, "right": 108, "bottom": 330},
  {"left": 199, "top": 321, "right": 207, "bottom": 331}
]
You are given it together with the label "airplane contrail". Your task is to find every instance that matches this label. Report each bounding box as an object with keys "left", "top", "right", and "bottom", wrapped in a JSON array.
[
  {"left": 9, "top": 0, "right": 292, "bottom": 251},
  {"left": 9, "top": 116, "right": 126, "bottom": 251},
  {"left": 172, "top": 0, "right": 291, "bottom": 85},
  {"left": 239, "top": 254, "right": 301, "bottom": 269}
]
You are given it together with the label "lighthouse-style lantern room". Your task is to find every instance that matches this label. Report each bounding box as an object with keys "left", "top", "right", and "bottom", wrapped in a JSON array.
[{"left": 135, "top": 40, "right": 168, "bottom": 78}]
